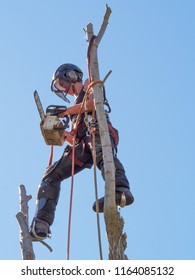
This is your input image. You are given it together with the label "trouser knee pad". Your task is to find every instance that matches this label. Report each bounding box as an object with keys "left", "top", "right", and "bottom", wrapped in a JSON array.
[{"left": 35, "top": 181, "right": 60, "bottom": 225}]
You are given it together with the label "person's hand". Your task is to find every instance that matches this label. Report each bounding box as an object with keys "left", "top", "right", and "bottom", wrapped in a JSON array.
[{"left": 46, "top": 105, "right": 67, "bottom": 116}]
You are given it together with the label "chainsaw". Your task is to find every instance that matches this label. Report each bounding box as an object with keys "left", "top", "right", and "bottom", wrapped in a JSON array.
[{"left": 34, "top": 90, "right": 69, "bottom": 146}]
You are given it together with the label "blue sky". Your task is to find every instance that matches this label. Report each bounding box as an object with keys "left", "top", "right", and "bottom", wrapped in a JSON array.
[{"left": 0, "top": 0, "right": 195, "bottom": 260}]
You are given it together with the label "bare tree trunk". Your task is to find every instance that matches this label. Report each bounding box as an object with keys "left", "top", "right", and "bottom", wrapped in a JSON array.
[
  {"left": 16, "top": 184, "right": 35, "bottom": 260},
  {"left": 86, "top": 5, "right": 128, "bottom": 260}
]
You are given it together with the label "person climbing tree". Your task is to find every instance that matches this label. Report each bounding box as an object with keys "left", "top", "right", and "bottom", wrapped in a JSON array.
[{"left": 30, "top": 63, "right": 134, "bottom": 241}]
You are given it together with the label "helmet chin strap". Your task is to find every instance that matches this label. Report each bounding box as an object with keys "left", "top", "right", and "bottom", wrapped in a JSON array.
[
  {"left": 55, "top": 91, "right": 70, "bottom": 103},
  {"left": 70, "top": 83, "right": 76, "bottom": 93}
]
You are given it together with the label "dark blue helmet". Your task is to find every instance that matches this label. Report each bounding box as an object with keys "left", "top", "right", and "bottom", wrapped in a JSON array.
[{"left": 50, "top": 63, "right": 83, "bottom": 103}]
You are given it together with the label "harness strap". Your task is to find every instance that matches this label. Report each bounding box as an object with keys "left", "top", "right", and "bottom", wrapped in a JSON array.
[
  {"left": 108, "top": 122, "right": 119, "bottom": 150},
  {"left": 67, "top": 150, "right": 84, "bottom": 167}
]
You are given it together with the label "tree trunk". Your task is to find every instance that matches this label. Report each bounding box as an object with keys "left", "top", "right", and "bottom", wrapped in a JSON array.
[{"left": 86, "top": 5, "right": 128, "bottom": 260}]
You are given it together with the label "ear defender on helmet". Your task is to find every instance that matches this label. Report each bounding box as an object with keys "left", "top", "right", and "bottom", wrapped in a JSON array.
[
  {"left": 66, "top": 70, "right": 79, "bottom": 82},
  {"left": 50, "top": 63, "right": 83, "bottom": 103}
]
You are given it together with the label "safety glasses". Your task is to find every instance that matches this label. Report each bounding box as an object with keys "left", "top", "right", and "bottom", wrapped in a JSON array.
[{"left": 51, "top": 77, "right": 71, "bottom": 93}]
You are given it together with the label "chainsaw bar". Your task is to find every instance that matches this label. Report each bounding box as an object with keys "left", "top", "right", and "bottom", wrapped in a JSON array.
[{"left": 34, "top": 90, "right": 45, "bottom": 121}]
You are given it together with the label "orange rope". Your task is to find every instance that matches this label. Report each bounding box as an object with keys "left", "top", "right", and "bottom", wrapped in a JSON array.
[
  {"left": 66, "top": 134, "right": 76, "bottom": 260},
  {"left": 48, "top": 145, "right": 54, "bottom": 167},
  {"left": 83, "top": 81, "right": 104, "bottom": 260}
]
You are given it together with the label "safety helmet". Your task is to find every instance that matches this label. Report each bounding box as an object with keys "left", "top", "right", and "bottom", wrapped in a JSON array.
[{"left": 50, "top": 63, "right": 83, "bottom": 103}]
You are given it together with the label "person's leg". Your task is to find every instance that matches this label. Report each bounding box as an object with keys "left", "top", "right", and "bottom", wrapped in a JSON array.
[
  {"left": 30, "top": 142, "right": 93, "bottom": 240},
  {"left": 93, "top": 133, "right": 134, "bottom": 212}
]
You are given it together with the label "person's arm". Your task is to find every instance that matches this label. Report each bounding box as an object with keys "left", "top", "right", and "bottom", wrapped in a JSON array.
[{"left": 58, "top": 91, "right": 94, "bottom": 117}]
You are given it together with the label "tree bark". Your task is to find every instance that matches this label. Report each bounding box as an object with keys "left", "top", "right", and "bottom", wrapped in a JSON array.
[
  {"left": 16, "top": 184, "right": 35, "bottom": 260},
  {"left": 86, "top": 5, "right": 128, "bottom": 260}
]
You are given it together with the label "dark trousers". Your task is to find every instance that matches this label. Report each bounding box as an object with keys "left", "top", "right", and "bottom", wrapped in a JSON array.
[{"left": 35, "top": 133, "right": 129, "bottom": 225}]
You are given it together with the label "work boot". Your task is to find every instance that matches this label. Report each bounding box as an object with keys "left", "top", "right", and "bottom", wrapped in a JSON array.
[
  {"left": 30, "top": 218, "right": 51, "bottom": 241},
  {"left": 92, "top": 186, "right": 134, "bottom": 212}
]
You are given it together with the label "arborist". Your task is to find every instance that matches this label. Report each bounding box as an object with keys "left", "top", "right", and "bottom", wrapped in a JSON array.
[{"left": 30, "top": 63, "right": 134, "bottom": 241}]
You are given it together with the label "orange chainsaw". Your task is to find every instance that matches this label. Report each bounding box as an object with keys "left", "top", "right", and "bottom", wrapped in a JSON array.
[{"left": 34, "top": 90, "right": 70, "bottom": 146}]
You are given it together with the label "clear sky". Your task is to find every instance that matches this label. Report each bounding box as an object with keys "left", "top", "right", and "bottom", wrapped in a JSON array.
[{"left": 0, "top": 0, "right": 195, "bottom": 260}]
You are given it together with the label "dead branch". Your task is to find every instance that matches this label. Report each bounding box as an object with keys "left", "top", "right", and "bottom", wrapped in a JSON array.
[
  {"left": 16, "top": 184, "right": 35, "bottom": 260},
  {"left": 96, "top": 5, "right": 112, "bottom": 45}
]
